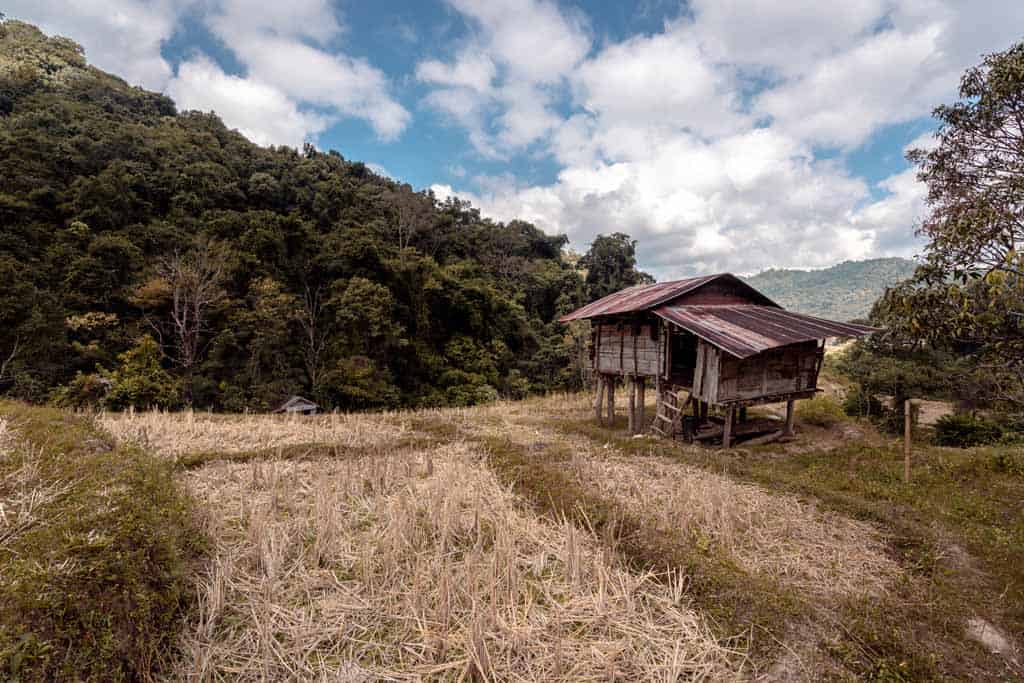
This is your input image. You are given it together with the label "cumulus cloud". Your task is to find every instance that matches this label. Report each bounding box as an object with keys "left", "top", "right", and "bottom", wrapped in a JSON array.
[
  {"left": 8, "top": 0, "right": 410, "bottom": 146},
  {"left": 166, "top": 56, "right": 329, "bottom": 148},
  {"left": 205, "top": 0, "right": 410, "bottom": 141},
  {"left": 417, "top": 0, "right": 590, "bottom": 154},
  {"left": 434, "top": 0, "right": 1023, "bottom": 275},
  {"left": 4, "top": 0, "right": 185, "bottom": 89},
  {"left": 574, "top": 25, "right": 746, "bottom": 139},
  {"left": 757, "top": 24, "right": 949, "bottom": 148}
]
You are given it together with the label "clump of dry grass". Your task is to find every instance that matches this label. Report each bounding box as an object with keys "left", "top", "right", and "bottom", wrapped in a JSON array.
[
  {"left": 573, "top": 453, "right": 897, "bottom": 600},
  {"left": 100, "top": 408, "right": 411, "bottom": 459},
  {"left": 464, "top": 406, "right": 898, "bottom": 603},
  {"left": 175, "top": 441, "right": 743, "bottom": 681},
  {"left": 0, "top": 417, "right": 11, "bottom": 454},
  {"left": 0, "top": 419, "right": 78, "bottom": 550}
]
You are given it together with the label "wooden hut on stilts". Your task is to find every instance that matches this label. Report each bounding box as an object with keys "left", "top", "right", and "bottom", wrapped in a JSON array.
[{"left": 559, "top": 274, "right": 877, "bottom": 448}]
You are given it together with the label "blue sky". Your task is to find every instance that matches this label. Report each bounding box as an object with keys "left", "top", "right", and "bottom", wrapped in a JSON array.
[{"left": 7, "top": 0, "right": 1024, "bottom": 278}]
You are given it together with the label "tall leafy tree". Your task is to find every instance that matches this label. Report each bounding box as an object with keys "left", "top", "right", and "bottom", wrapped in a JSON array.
[
  {"left": 876, "top": 42, "right": 1024, "bottom": 407},
  {"left": 0, "top": 20, "right": 596, "bottom": 410},
  {"left": 578, "top": 232, "right": 654, "bottom": 302}
]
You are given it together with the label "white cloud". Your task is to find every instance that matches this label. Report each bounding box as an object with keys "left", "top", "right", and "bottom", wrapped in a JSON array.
[
  {"left": 4, "top": 0, "right": 185, "bottom": 89},
  {"left": 166, "top": 56, "right": 328, "bottom": 148},
  {"left": 757, "top": 24, "right": 949, "bottom": 148},
  {"left": 432, "top": 0, "right": 1024, "bottom": 275},
  {"left": 447, "top": 0, "right": 590, "bottom": 84},
  {"left": 417, "top": 0, "right": 590, "bottom": 153},
  {"left": 206, "top": 0, "right": 410, "bottom": 141},
  {"left": 691, "top": 0, "right": 887, "bottom": 75},
  {"left": 904, "top": 131, "right": 938, "bottom": 155},
  {"left": 574, "top": 26, "right": 745, "bottom": 138},
  {"left": 8, "top": 0, "right": 410, "bottom": 144},
  {"left": 437, "top": 123, "right": 930, "bottom": 278},
  {"left": 852, "top": 168, "right": 928, "bottom": 255},
  {"left": 417, "top": 48, "right": 496, "bottom": 93}
]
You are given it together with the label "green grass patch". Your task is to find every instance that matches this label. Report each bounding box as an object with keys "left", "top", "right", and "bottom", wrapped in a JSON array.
[
  {"left": 0, "top": 401, "right": 205, "bottom": 681},
  {"left": 553, "top": 414, "right": 1024, "bottom": 680},
  {"left": 795, "top": 394, "right": 846, "bottom": 427}
]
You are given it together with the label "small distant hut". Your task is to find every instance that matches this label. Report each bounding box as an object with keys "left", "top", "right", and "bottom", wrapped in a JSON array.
[
  {"left": 272, "top": 396, "right": 320, "bottom": 415},
  {"left": 560, "top": 274, "right": 877, "bottom": 447}
]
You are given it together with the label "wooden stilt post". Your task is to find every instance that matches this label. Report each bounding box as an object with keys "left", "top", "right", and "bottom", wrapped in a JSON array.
[
  {"left": 606, "top": 377, "right": 615, "bottom": 425},
  {"left": 722, "top": 405, "right": 734, "bottom": 449},
  {"left": 699, "top": 400, "right": 708, "bottom": 424},
  {"left": 637, "top": 377, "right": 646, "bottom": 431},
  {"left": 904, "top": 399, "right": 912, "bottom": 483},
  {"left": 627, "top": 376, "right": 636, "bottom": 434},
  {"left": 784, "top": 399, "right": 795, "bottom": 436},
  {"left": 594, "top": 375, "right": 606, "bottom": 425},
  {"left": 654, "top": 376, "right": 662, "bottom": 430}
]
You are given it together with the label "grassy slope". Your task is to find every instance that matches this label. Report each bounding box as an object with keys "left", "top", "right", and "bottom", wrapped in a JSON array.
[
  {"left": 0, "top": 401, "right": 204, "bottom": 681},
  {"left": 554, "top": 410, "right": 1023, "bottom": 680},
  {"left": 12, "top": 394, "right": 1021, "bottom": 679}
]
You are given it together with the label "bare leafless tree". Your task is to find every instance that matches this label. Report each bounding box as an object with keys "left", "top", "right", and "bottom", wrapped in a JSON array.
[
  {"left": 141, "top": 239, "right": 227, "bottom": 399},
  {"left": 298, "top": 284, "right": 328, "bottom": 395},
  {"left": 0, "top": 335, "right": 20, "bottom": 386},
  {"left": 389, "top": 188, "right": 433, "bottom": 259}
]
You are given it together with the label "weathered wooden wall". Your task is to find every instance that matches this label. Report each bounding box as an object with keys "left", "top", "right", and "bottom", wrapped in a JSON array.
[
  {"left": 595, "top": 321, "right": 661, "bottom": 376},
  {"left": 592, "top": 319, "right": 822, "bottom": 405},
  {"left": 718, "top": 340, "right": 819, "bottom": 402},
  {"left": 690, "top": 339, "right": 820, "bottom": 405}
]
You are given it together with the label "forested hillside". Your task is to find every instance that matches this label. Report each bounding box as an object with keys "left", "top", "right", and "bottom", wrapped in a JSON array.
[
  {"left": 0, "top": 20, "right": 593, "bottom": 410},
  {"left": 744, "top": 257, "right": 917, "bottom": 320}
]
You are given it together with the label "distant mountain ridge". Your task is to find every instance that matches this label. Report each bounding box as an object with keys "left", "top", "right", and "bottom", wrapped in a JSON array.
[{"left": 742, "top": 257, "right": 917, "bottom": 321}]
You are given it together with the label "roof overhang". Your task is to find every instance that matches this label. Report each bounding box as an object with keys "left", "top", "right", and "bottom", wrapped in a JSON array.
[
  {"left": 653, "top": 304, "right": 880, "bottom": 358},
  {"left": 559, "top": 273, "right": 777, "bottom": 322}
]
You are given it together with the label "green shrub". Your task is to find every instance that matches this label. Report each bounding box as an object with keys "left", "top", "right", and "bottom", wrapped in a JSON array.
[
  {"left": 0, "top": 401, "right": 204, "bottom": 681},
  {"left": 990, "top": 450, "right": 1024, "bottom": 476},
  {"left": 796, "top": 395, "right": 845, "bottom": 426},
  {"left": 842, "top": 386, "right": 885, "bottom": 418},
  {"left": 104, "top": 336, "right": 181, "bottom": 410},
  {"left": 933, "top": 413, "right": 1003, "bottom": 447},
  {"left": 50, "top": 370, "right": 110, "bottom": 409}
]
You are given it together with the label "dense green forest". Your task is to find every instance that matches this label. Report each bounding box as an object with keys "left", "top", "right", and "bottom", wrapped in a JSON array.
[
  {"left": 0, "top": 20, "right": 644, "bottom": 411},
  {"left": 744, "top": 257, "right": 916, "bottom": 321}
]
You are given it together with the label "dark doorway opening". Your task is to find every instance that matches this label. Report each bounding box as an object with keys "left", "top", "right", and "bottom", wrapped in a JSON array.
[{"left": 670, "top": 330, "right": 698, "bottom": 386}]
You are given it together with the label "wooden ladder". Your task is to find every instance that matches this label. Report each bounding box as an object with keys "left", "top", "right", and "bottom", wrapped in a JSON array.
[{"left": 650, "top": 388, "right": 686, "bottom": 438}]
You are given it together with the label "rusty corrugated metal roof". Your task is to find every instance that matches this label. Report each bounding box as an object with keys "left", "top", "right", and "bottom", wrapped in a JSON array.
[
  {"left": 559, "top": 274, "right": 727, "bottom": 321},
  {"left": 653, "top": 304, "right": 879, "bottom": 358}
]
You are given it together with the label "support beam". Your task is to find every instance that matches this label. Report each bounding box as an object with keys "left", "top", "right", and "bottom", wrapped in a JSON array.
[
  {"left": 784, "top": 399, "right": 795, "bottom": 436},
  {"left": 627, "top": 376, "right": 636, "bottom": 434},
  {"left": 594, "top": 375, "right": 606, "bottom": 425},
  {"left": 654, "top": 376, "right": 662, "bottom": 428},
  {"left": 722, "top": 405, "right": 734, "bottom": 449},
  {"left": 904, "top": 399, "right": 912, "bottom": 483},
  {"left": 637, "top": 377, "right": 646, "bottom": 432},
  {"left": 606, "top": 377, "right": 615, "bottom": 425}
]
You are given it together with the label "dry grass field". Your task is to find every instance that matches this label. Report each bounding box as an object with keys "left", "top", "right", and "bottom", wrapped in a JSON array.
[{"left": 7, "top": 392, "right": 1018, "bottom": 680}]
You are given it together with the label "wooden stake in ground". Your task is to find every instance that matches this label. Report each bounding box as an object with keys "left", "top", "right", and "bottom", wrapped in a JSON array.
[
  {"left": 637, "top": 377, "right": 646, "bottom": 431},
  {"left": 904, "top": 399, "right": 912, "bottom": 483},
  {"left": 722, "top": 405, "right": 734, "bottom": 449},
  {"left": 627, "top": 376, "right": 636, "bottom": 434},
  {"left": 606, "top": 378, "right": 615, "bottom": 425},
  {"left": 784, "top": 399, "right": 795, "bottom": 437}
]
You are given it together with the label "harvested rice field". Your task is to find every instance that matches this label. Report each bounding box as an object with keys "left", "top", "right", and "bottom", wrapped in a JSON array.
[{"left": 90, "top": 393, "right": 1023, "bottom": 680}]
